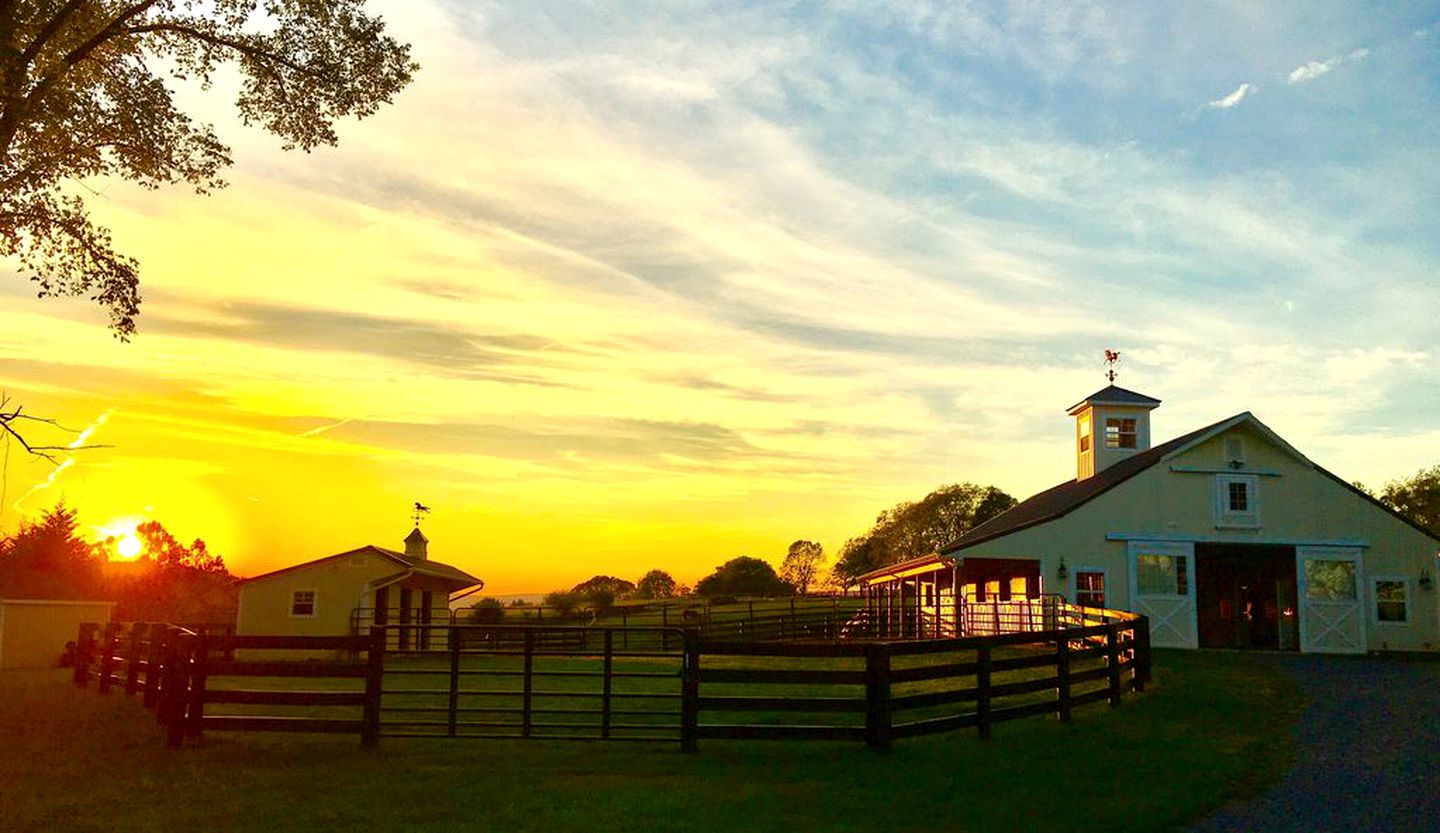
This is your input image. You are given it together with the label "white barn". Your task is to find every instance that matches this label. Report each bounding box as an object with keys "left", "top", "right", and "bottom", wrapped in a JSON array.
[{"left": 860, "top": 385, "right": 1440, "bottom": 654}]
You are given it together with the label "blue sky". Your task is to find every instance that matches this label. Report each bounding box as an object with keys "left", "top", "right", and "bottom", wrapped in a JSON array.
[{"left": 1, "top": 1, "right": 1437, "bottom": 589}]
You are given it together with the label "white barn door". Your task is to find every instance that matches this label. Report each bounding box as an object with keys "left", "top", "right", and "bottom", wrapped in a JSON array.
[
  {"left": 1127, "top": 541, "right": 1197, "bottom": 648},
  {"left": 1297, "top": 546, "right": 1366, "bottom": 654}
]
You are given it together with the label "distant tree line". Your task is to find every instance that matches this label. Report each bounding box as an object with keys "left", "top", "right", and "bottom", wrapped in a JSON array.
[
  {"left": 467, "top": 480, "right": 1026, "bottom": 620},
  {"left": 0, "top": 503, "right": 237, "bottom": 623}
]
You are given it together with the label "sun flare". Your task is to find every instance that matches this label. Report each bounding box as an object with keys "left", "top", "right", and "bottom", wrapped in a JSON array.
[
  {"left": 116, "top": 533, "right": 143, "bottom": 559},
  {"left": 96, "top": 517, "right": 146, "bottom": 562}
]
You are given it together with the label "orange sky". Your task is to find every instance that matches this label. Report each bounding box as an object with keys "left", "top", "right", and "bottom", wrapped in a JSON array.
[{"left": 3, "top": 3, "right": 1437, "bottom": 595}]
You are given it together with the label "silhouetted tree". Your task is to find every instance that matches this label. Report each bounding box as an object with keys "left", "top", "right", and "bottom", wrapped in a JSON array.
[
  {"left": 695, "top": 556, "right": 792, "bottom": 597},
  {"left": 634, "top": 569, "right": 678, "bottom": 599},
  {"left": 779, "top": 540, "right": 824, "bottom": 594},
  {"left": 0, "top": 1, "right": 417, "bottom": 337},
  {"left": 571, "top": 575, "right": 635, "bottom": 613},
  {"left": 0, "top": 502, "right": 101, "bottom": 598},
  {"left": 833, "top": 483, "right": 1017, "bottom": 585},
  {"left": 108, "top": 520, "right": 235, "bottom": 622},
  {"left": 1380, "top": 465, "right": 1440, "bottom": 537}
]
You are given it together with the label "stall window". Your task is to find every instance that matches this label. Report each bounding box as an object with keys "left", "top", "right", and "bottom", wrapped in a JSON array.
[
  {"left": 1075, "top": 571, "right": 1105, "bottom": 608},
  {"left": 1373, "top": 578, "right": 1408, "bottom": 624}
]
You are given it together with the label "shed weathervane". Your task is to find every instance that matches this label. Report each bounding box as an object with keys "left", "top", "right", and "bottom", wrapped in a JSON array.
[{"left": 412, "top": 501, "right": 431, "bottom": 526}]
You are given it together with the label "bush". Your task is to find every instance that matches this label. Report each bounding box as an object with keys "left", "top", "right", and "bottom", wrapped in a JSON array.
[
  {"left": 467, "top": 598, "right": 504, "bottom": 624},
  {"left": 543, "top": 589, "right": 583, "bottom": 617}
]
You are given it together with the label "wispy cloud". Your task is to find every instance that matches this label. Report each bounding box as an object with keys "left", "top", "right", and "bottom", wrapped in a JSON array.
[
  {"left": 1208, "top": 82, "right": 1254, "bottom": 108},
  {"left": 1287, "top": 48, "right": 1369, "bottom": 84}
]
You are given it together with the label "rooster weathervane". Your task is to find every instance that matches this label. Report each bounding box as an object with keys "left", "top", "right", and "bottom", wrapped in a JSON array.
[{"left": 1104, "top": 349, "right": 1121, "bottom": 384}]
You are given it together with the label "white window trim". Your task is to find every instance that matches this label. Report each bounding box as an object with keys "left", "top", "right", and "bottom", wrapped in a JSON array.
[
  {"left": 1071, "top": 567, "right": 1107, "bottom": 608},
  {"left": 289, "top": 588, "right": 318, "bottom": 619},
  {"left": 1370, "top": 575, "right": 1410, "bottom": 627},
  {"left": 1214, "top": 473, "right": 1261, "bottom": 529}
]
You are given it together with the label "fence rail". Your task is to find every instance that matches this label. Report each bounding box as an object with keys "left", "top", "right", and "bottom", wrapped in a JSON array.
[{"left": 71, "top": 605, "right": 1150, "bottom": 752}]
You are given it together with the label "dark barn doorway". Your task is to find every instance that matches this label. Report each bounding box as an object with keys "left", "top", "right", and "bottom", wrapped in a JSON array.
[{"left": 1195, "top": 543, "right": 1299, "bottom": 650}]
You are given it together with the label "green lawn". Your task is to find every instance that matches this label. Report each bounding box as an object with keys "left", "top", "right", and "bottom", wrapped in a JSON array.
[{"left": 1, "top": 650, "right": 1306, "bottom": 833}]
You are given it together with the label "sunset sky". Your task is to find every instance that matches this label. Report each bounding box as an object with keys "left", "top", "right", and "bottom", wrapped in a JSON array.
[{"left": 1, "top": 2, "right": 1438, "bottom": 594}]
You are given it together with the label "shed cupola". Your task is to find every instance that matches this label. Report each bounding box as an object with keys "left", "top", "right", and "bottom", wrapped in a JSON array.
[
  {"left": 1067, "top": 385, "right": 1160, "bottom": 480},
  {"left": 404, "top": 526, "right": 428, "bottom": 561}
]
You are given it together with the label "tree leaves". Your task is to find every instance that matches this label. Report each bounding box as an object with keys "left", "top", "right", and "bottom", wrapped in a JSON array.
[
  {"left": 832, "top": 483, "right": 1018, "bottom": 585},
  {"left": 1380, "top": 465, "right": 1440, "bottom": 537},
  {"left": 0, "top": 0, "right": 417, "bottom": 336}
]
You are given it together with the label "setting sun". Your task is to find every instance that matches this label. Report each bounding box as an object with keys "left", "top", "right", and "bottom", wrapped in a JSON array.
[
  {"left": 116, "top": 533, "right": 143, "bottom": 560},
  {"left": 96, "top": 518, "right": 146, "bottom": 562}
]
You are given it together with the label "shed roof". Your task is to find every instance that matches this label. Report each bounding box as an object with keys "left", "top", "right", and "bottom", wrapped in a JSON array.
[{"left": 240, "top": 545, "right": 482, "bottom": 591}]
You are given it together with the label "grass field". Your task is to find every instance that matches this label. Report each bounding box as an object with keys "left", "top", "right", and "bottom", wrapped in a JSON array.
[{"left": 0, "top": 649, "right": 1306, "bottom": 833}]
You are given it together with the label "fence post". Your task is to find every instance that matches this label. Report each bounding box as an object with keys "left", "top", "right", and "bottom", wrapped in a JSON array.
[
  {"left": 680, "top": 627, "right": 699, "bottom": 753},
  {"left": 1106, "top": 623, "right": 1122, "bottom": 707},
  {"left": 596, "top": 629, "right": 613, "bottom": 740},
  {"left": 164, "top": 634, "right": 191, "bottom": 749},
  {"left": 1134, "top": 617, "right": 1151, "bottom": 692},
  {"left": 155, "top": 627, "right": 175, "bottom": 725},
  {"left": 73, "top": 622, "right": 98, "bottom": 687},
  {"left": 522, "top": 629, "right": 535, "bottom": 739},
  {"left": 125, "top": 623, "right": 147, "bottom": 695},
  {"left": 1056, "top": 636, "right": 1072, "bottom": 724},
  {"left": 864, "top": 642, "right": 892, "bottom": 751},
  {"left": 363, "top": 626, "right": 385, "bottom": 747},
  {"left": 143, "top": 624, "right": 163, "bottom": 708},
  {"left": 447, "top": 626, "right": 461, "bottom": 738},
  {"left": 97, "top": 622, "right": 121, "bottom": 694},
  {"left": 186, "top": 633, "right": 208, "bottom": 738},
  {"left": 977, "top": 645, "right": 992, "bottom": 740}
]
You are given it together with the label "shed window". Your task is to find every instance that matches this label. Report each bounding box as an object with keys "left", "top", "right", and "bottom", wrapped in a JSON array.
[
  {"left": 1374, "top": 579, "right": 1408, "bottom": 623},
  {"left": 290, "top": 589, "right": 317, "bottom": 617},
  {"left": 1104, "top": 418, "right": 1137, "bottom": 449},
  {"left": 1075, "top": 571, "right": 1105, "bottom": 608}
]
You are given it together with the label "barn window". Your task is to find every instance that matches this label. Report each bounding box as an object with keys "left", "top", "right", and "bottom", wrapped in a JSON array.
[
  {"left": 1075, "top": 571, "right": 1105, "bottom": 608},
  {"left": 290, "top": 589, "right": 317, "bottom": 617},
  {"left": 1304, "top": 560, "right": 1356, "bottom": 600},
  {"left": 1104, "top": 418, "right": 1137, "bottom": 449},
  {"left": 1373, "top": 578, "right": 1408, "bottom": 624},
  {"left": 1136, "top": 555, "right": 1188, "bottom": 596},
  {"left": 1215, "top": 474, "right": 1260, "bottom": 528}
]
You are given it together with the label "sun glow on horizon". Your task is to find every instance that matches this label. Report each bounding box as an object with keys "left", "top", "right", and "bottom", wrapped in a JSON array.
[{"left": 96, "top": 517, "right": 146, "bottom": 562}]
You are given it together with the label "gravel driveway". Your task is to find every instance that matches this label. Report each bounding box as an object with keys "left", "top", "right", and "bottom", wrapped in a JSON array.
[{"left": 1190, "top": 654, "right": 1440, "bottom": 832}]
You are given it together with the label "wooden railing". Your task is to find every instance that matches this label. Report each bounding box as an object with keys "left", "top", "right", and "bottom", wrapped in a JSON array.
[
  {"left": 71, "top": 609, "right": 1150, "bottom": 751},
  {"left": 692, "top": 611, "right": 1150, "bottom": 750}
]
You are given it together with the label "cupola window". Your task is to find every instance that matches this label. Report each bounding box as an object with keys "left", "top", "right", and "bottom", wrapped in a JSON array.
[{"left": 1104, "top": 418, "right": 1138, "bottom": 449}]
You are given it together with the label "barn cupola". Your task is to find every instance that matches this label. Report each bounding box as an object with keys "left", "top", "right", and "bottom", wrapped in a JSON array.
[
  {"left": 1066, "top": 385, "right": 1161, "bottom": 480},
  {"left": 404, "top": 526, "right": 428, "bottom": 561}
]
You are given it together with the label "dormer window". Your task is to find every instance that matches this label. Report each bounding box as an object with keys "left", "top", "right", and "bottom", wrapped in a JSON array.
[
  {"left": 1215, "top": 474, "right": 1260, "bottom": 528},
  {"left": 1105, "top": 418, "right": 1137, "bottom": 449}
]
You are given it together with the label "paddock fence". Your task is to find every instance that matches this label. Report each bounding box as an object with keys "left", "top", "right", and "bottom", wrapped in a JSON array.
[{"left": 70, "top": 606, "right": 1149, "bottom": 751}]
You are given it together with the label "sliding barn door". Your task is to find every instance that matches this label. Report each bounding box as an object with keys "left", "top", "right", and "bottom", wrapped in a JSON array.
[
  {"left": 1297, "top": 546, "right": 1366, "bottom": 654},
  {"left": 1127, "top": 541, "right": 1197, "bottom": 648}
]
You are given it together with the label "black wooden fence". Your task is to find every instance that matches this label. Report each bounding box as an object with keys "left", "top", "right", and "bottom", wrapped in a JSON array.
[{"left": 72, "top": 609, "right": 1150, "bottom": 751}]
